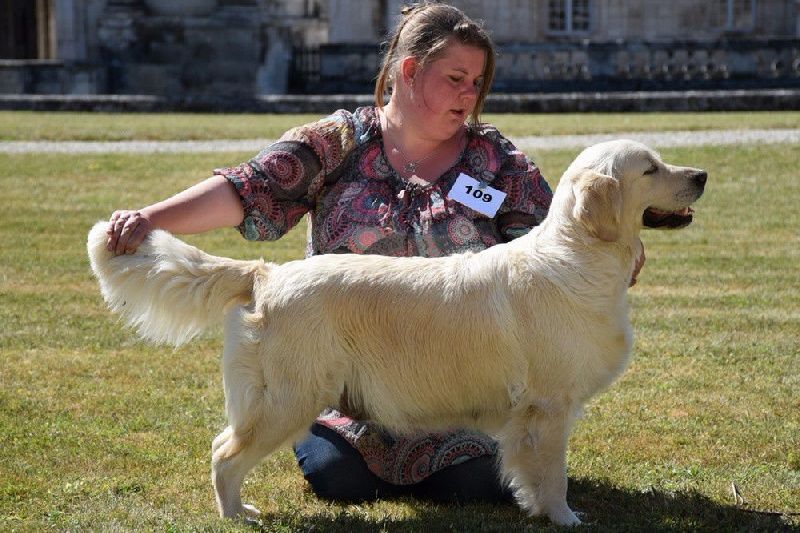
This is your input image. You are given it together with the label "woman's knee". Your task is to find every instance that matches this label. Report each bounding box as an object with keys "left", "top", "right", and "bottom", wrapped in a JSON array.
[
  {"left": 294, "top": 424, "right": 395, "bottom": 503},
  {"left": 414, "top": 455, "right": 513, "bottom": 503}
]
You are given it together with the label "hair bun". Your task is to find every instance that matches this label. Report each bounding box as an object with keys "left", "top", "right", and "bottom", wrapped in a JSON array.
[{"left": 400, "top": 3, "right": 420, "bottom": 16}]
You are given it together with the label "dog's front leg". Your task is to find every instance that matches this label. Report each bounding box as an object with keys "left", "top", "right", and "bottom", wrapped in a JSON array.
[{"left": 498, "top": 405, "right": 581, "bottom": 527}]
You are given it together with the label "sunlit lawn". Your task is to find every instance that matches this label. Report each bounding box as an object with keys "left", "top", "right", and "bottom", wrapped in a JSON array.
[
  {"left": 1, "top": 114, "right": 798, "bottom": 531},
  {"left": 0, "top": 110, "right": 798, "bottom": 141}
]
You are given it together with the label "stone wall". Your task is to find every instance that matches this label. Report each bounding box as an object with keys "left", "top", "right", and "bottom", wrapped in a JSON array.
[
  {"left": 493, "top": 39, "right": 800, "bottom": 92},
  {"left": 0, "top": 59, "right": 100, "bottom": 94},
  {"left": 409, "top": 0, "right": 800, "bottom": 43},
  {"left": 0, "top": 0, "right": 327, "bottom": 96},
  {"left": 291, "top": 38, "right": 800, "bottom": 94},
  {"left": 322, "top": 0, "right": 800, "bottom": 45},
  {"left": 3, "top": 89, "right": 799, "bottom": 113}
]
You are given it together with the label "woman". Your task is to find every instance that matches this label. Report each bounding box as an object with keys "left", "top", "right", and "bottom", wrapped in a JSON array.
[{"left": 106, "top": 2, "right": 635, "bottom": 505}]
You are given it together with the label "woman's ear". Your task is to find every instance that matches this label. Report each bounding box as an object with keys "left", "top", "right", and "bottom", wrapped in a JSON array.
[{"left": 399, "top": 55, "right": 419, "bottom": 85}]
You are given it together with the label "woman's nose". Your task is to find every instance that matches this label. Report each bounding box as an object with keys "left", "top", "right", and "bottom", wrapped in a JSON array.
[{"left": 461, "top": 83, "right": 479, "bottom": 101}]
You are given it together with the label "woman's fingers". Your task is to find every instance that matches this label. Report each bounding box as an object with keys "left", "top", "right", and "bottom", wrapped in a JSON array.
[
  {"left": 106, "top": 211, "right": 128, "bottom": 252},
  {"left": 106, "top": 210, "right": 150, "bottom": 255},
  {"left": 106, "top": 210, "right": 122, "bottom": 233},
  {"left": 124, "top": 218, "right": 151, "bottom": 254},
  {"left": 114, "top": 215, "right": 136, "bottom": 255}
]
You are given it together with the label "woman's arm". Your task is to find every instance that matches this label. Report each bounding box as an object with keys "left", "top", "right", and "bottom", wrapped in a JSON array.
[
  {"left": 106, "top": 175, "right": 244, "bottom": 255},
  {"left": 108, "top": 110, "right": 357, "bottom": 255}
]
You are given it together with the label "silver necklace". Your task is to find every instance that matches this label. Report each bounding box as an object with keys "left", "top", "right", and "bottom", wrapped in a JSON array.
[
  {"left": 398, "top": 147, "right": 441, "bottom": 176},
  {"left": 394, "top": 130, "right": 467, "bottom": 177},
  {"left": 384, "top": 115, "right": 448, "bottom": 177},
  {"left": 388, "top": 139, "right": 445, "bottom": 177}
]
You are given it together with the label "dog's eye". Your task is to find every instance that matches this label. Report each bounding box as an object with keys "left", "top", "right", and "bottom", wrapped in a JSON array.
[{"left": 643, "top": 165, "right": 659, "bottom": 175}]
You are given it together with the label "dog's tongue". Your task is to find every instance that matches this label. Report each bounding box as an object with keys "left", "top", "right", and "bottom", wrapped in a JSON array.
[
  {"left": 643, "top": 206, "right": 695, "bottom": 229},
  {"left": 648, "top": 207, "right": 693, "bottom": 216}
]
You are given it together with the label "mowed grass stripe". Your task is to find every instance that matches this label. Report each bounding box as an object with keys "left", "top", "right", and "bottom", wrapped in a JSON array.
[{"left": 0, "top": 110, "right": 798, "bottom": 141}]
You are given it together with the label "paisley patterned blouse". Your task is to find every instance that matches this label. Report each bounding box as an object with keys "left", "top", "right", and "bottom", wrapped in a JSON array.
[{"left": 214, "top": 106, "right": 553, "bottom": 485}]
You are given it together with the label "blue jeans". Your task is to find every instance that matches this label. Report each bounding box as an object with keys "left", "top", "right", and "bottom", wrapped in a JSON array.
[{"left": 293, "top": 423, "right": 514, "bottom": 503}]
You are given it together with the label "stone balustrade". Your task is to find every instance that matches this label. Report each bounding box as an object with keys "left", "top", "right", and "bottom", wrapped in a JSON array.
[{"left": 292, "top": 39, "right": 800, "bottom": 94}]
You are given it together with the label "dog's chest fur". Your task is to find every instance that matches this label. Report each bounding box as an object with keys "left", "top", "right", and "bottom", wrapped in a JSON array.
[{"left": 503, "top": 233, "right": 635, "bottom": 405}]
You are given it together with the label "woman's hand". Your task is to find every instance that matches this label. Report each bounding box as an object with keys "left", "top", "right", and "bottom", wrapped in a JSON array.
[
  {"left": 106, "top": 209, "right": 153, "bottom": 255},
  {"left": 629, "top": 242, "right": 646, "bottom": 287}
]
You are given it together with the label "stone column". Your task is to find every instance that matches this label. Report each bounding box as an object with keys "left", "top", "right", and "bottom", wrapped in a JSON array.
[
  {"left": 96, "top": 0, "right": 145, "bottom": 93},
  {"left": 329, "top": 0, "right": 377, "bottom": 43},
  {"left": 257, "top": 26, "right": 291, "bottom": 94},
  {"left": 97, "top": 0, "right": 143, "bottom": 54},
  {"left": 184, "top": 0, "right": 261, "bottom": 97},
  {"left": 54, "top": 0, "right": 86, "bottom": 61},
  {"left": 796, "top": 0, "right": 800, "bottom": 37},
  {"left": 54, "top": 0, "right": 100, "bottom": 93}
]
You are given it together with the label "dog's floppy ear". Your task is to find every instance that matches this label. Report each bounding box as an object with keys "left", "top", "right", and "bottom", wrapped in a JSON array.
[{"left": 572, "top": 170, "right": 622, "bottom": 242}]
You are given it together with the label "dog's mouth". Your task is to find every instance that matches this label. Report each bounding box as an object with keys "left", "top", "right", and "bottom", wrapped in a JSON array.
[{"left": 643, "top": 206, "right": 694, "bottom": 229}]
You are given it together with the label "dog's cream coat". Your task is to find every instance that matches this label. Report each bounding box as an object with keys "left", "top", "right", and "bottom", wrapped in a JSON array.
[{"left": 88, "top": 140, "right": 706, "bottom": 526}]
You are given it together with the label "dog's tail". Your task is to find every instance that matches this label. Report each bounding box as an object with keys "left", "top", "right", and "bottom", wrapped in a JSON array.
[{"left": 87, "top": 221, "right": 266, "bottom": 346}]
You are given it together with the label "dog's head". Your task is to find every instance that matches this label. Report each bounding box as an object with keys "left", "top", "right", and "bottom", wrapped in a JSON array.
[{"left": 555, "top": 139, "right": 707, "bottom": 242}]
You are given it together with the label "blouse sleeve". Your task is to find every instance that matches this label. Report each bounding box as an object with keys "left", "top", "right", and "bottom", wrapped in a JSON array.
[
  {"left": 491, "top": 133, "right": 553, "bottom": 241},
  {"left": 213, "top": 110, "right": 356, "bottom": 241}
]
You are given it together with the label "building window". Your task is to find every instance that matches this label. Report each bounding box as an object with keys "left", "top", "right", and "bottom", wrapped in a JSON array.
[
  {"left": 713, "top": 0, "right": 756, "bottom": 31},
  {"left": 548, "top": 0, "right": 591, "bottom": 34},
  {"left": 304, "top": 0, "right": 321, "bottom": 18}
]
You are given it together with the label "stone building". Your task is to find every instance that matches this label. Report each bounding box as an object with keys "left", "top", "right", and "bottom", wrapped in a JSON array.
[
  {"left": 1, "top": 0, "right": 327, "bottom": 95},
  {"left": 330, "top": 0, "right": 798, "bottom": 43},
  {"left": 317, "top": 0, "right": 800, "bottom": 92},
  {"left": 1, "top": 0, "right": 799, "bottom": 96}
]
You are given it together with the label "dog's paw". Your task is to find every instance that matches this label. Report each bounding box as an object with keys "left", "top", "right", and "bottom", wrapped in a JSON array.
[
  {"left": 241, "top": 503, "right": 261, "bottom": 518},
  {"left": 547, "top": 505, "right": 582, "bottom": 527},
  {"left": 237, "top": 503, "right": 262, "bottom": 527}
]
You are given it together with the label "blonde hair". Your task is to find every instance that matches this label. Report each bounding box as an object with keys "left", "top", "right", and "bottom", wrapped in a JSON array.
[{"left": 373, "top": 2, "right": 495, "bottom": 125}]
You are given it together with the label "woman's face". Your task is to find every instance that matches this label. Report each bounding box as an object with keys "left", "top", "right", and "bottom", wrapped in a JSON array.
[{"left": 404, "top": 41, "right": 487, "bottom": 140}]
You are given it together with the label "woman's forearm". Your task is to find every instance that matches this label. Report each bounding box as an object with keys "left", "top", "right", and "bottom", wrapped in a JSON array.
[
  {"left": 107, "top": 175, "right": 244, "bottom": 255},
  {"left": 140, "top": 175, "right": 245, "bottom": 234}
]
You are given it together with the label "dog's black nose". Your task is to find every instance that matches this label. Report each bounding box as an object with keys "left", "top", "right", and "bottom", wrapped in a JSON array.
[{"left": 693, "top": 171, "right": 708, "bottom": 187}]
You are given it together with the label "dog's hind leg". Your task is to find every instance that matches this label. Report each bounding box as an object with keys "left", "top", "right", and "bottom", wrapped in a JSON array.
[
  {"left": 211, "top": 427, "right": 263, "bottom": 519},
  {"left": 213, "top": 315, "right": 327, "bottom": 519},
  {"left": 497, "top": 405, "right": 581, "bottom": 527},
  {"left": 211, "top": 387, "right": 320, "bottom": 520},
  {"left": 212, "top": 426, "right": 232, "bottom": 455},
  {"left": 211, "top": 420, "right": 300, "bottom": 519}
]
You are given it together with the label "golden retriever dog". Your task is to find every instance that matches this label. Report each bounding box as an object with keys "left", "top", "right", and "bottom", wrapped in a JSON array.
[{"left": 87, "top": 139, "right": 706, "bottom": 526}]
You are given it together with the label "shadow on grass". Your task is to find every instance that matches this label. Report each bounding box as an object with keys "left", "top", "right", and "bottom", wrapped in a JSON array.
[
  {"left": 567, "top": 478, "right": 793, "bottom": 532},
  {"left": 253, "top": 478, "right": 793, "bottom": 532}
]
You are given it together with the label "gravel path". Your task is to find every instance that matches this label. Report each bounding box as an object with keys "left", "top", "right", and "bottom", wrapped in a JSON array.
[{"left": 1, "top": 128, "right": 798, "bottom": 153}]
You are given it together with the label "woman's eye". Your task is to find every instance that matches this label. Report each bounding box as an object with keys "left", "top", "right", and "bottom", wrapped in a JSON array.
[
  {"left": 449, "top": 76, "right": 463, "bottom": 83},
  {"left": 644, "top": 165, "right": 659, "bottom": 175}
]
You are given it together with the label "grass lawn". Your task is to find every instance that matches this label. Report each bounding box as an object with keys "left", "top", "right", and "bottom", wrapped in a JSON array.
[
  {"left": 1, "top": 114, "right": 798, "bottom": 531},
  {"left": 0, "top": 110, "right": 798, "bottom": 141}
]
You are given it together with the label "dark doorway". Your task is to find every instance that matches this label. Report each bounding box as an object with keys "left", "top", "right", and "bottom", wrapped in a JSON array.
[{"left": 1, "top": 0, "right": 55, "bottom": 59}]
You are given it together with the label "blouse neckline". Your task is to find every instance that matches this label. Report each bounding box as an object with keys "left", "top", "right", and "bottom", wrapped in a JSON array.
[{"left": 364, "top": 106, "right": 472, "bottom": 195}]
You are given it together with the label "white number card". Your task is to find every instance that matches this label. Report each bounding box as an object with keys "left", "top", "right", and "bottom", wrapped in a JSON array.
[{"left": 447, "top": 173, "right": 506, "bottom": 218}]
